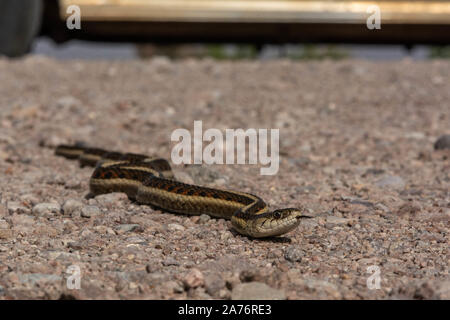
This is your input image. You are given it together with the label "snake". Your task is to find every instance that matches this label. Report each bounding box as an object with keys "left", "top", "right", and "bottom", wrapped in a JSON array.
[{"left": 54, "top": 144, "right": 310, "bottom": 238}]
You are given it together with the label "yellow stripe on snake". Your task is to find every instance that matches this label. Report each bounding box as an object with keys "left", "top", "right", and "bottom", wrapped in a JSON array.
[{"left": 55, "top": 144, "right": 310, "bottom": 238}]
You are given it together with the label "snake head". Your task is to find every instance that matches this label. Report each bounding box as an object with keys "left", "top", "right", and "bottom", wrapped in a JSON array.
[
  {"left": 239, "top": 208, "right": 311, "bottom": 238},
  {"left": 266, "top": 208, "right": 312, "bottom": 237}
]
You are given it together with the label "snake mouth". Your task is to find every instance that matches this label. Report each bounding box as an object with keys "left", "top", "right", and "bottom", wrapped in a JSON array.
[{"left": 296, "top": 215, "right": 314, "bottom": 220}]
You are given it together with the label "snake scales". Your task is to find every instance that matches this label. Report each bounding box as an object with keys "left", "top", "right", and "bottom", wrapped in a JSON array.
[{"left": 54, "top": 144, "right": 309, "bottom": 238}]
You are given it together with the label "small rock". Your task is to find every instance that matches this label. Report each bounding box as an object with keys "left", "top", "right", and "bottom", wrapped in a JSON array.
[
  {"left": 431, "top": 281, "right": 450, "bottom": 300},
  {"left": 19, "top": 194, "right": 39, "bottom": 206},
  {"left": 231, "top": 282, "right": 286, "bottom": 300},
  {"left": 326, "top": 216, "right": 351, "bottom": 225},
  {"left": 32, "top": 203, "right": 61, "bottom": 216},
  {"left": 93, "top": 225, "right": 112, "bottom": 234},
  {"left": 64, "top": 179, "right": 81, "bottom": 189},
  {"left": 220, "top": 231, "right": 233, "bottom": 241},
  {"left": 183, "top": 268, "right": 205, "bottom": 289},
  {"left": 62, "top": 199, "right": 83, "bottom": 217},
  {"left": 213, "top": 178, "right": 227, "bottom": 186},
  {"left": 204, "top": 274, "right": 226, "bottom": 297},
  {"left": 67, "top": 241, "right": 83, "bottom": 250},
  {"left": 0, "top": 229, "right": 13, "bottom": 239},
  {"left": 413, "top": 280, "right": 450, "bottom": 300},
  {"left": 145, "top": 264, "right": 159, "bottom": 273},
  {"left": 81, "top": 205, "right": 101, "bottom": 218},
  {"left": 374, "top": 175, "right": 405, "bottom": 190},
  {"left": 106, "top": 227, "right": 117, "bottom": 235},
  {"left": 167, "top": 223, "right": 185, "bottom": 232},
  {"left": 323, "top": 166, "right": 336, "bottom": 175},
  {"left": 56, "top": 96, "right": 81, "bottom": 109},
  {"left": 198, "top": 214, "right": 211, "bottom": 224},
  {"left": 0, "top": 219, "right": 11, "bottom": 240},
  {"left": 165, "top": 280, "right": 185, "bottom": 294},
  {"left": 116, "top": 224, "right": 141, "bottom": 233},
  {"left": 162, "top": 258, "right": 179, "bottom": 266},
  {"left": 0, "top": 219, "right": 9, "bottom": 229},
  {"left": 284, "top": 246, "right": 306, "bottom": 262},
  {"left": 374, "top": 203, "right": 390, "bottom": 213},
  {"left": 151, "top": 56, "right": 173, "bottom": 73},
  {"left": 79, "top": 228, "right": 93, "bottom": 238},
  {"left": 303, "top": 279, "right": 341, "bottom": 299},
  {"left": 7, "top": 201, "right": 30, "bottom": 215},
  {"left": 397, "top": 202, "right": 421, "bottom": 216},
  {"left": 434, "top": 134, "right": 450, "bottom": 150},
  {"left": 0, "top": 205, "right": 6, "bottom": 217},
  {"left": 95, "top": 193, "right": 128, "bottom": 206},
  {"left": 19, "top": 273, "right": 62, "bottom": 285},
  {"left": 188, "top": 287, "right": 211, "bottom": 299},
  {"left": 47, "top": 251, "right": 78, "bottom": 260},
  {"left": 404, "top": 131, "right": 426, "bottom": 140}
]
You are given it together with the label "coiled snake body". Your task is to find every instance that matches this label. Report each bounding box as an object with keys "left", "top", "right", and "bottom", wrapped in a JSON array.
[{"left": 55, "top": 144, "right": 309, "bottom": 238}]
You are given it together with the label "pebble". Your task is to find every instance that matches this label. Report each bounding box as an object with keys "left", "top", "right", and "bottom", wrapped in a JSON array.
[
  {"left": 204, "top": 274, "right": 226, "bottom": 297},
  {"left": 434, "top": 134, "right": 450, "bottom": 150},
  {"left": 64, "top": 179, "right": 81, "bottom": 189},
  {"left": 325, "top": 216, "right": 352, "bottom": 225},
  {"left": 183, "top": 268, "right": 205, "bottom": 289},
  {"left": 374, "top": 175, "right": 405, "bottom": 190},
  {"left": 198, "top": 214, "right": 211, "bottom": 224},
  {"left": 220, "top": 231, "right": 233, "bottom": 241},
  {"left": 56, "top": 96, "right": 81, "bottom": 109},
  {"left": 81, "top": 205, "right": 101, "bottom": 218},
  {"left": 67, "top": 241, "right": 83, "bottom": 250},
  {"left": 32, "top": 203, "right": 61, "bottom": 216},
  {"left": 151, "top": 56, "right": 173, "bottom": 73},
  {"left": 62, "top": 199, "right": 83, "bottom": 217},
  {"left": 115, "top": 224, "right": 141, "bottom": 233},
  {"left": 19, "top": 273, "right": 62, "bottom": 285},
  {"left": 167, "top": 223, "right": 185, "bottom": 232},
  {"left": 0, "top": 219, "right": 9, "bottom": 229},
  {"left": 165, "top": 280, "right": 184, "bottom": 294},
  {"left": 162, "top": 258, "right": 180, "bottom": 266},
  {"left": 284, "top": 246, "right": 306, "bottom": 262},
  {"left": 19, "top": 194, "right": 40, "bottom": 206},
  {"left": 430, "top": 281, "right": 450, "bottom": 299},
  {"left": 95, "top": 193, "right": 129, "bottom": 206},
  {"left": 0, "top": 229, "right": 13, "bottom": 239},
  {"left": 303, "top": 280, "right": 341, "bottom": 299},
  {"left": 231, "top": 282, "right": 286, "bottom": 300},
  {"left": 0, "top": 205, "right": 6, "bottom": 217},
  {"left": 79, "top": 228, "right": 93, "bottom": 238},
  {"left": 7, "top": 201, "right": 30, "bottom": 215},
  {"left": 47, "top": 251, "right": 73, "bottom": 260}
]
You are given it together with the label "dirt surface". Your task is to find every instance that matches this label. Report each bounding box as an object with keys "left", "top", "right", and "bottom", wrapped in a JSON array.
[{"left": 0, "top": 56, "right": 448, "bottom": 300}]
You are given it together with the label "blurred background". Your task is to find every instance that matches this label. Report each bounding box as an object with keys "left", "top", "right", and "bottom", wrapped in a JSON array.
[{"left": 1, "top": 0, "right": 450, "bottom": 60}]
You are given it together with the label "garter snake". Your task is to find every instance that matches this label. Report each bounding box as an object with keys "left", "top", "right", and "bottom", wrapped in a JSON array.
[{"left": 55, "top": 144, "right": 310, "bottom": 238}]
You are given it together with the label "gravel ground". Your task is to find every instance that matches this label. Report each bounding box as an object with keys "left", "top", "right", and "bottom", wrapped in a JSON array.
[{"left": 0, "top": 56, "right": 448, "bottom": 300}]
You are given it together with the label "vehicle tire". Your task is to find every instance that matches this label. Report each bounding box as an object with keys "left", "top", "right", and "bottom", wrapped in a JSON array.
[{"left": 0, "top": 0, "right": 43, "bottom": 57}]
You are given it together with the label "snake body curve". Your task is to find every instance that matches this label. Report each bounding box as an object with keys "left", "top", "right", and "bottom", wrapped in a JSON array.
[{"left": 55, "top": 144, "right": 308, "bottom": 238}]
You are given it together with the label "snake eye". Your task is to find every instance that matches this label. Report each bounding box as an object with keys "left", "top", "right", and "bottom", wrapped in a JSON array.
[{"left": 273, "top": 211, "right": 282, "bottom": 219}]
